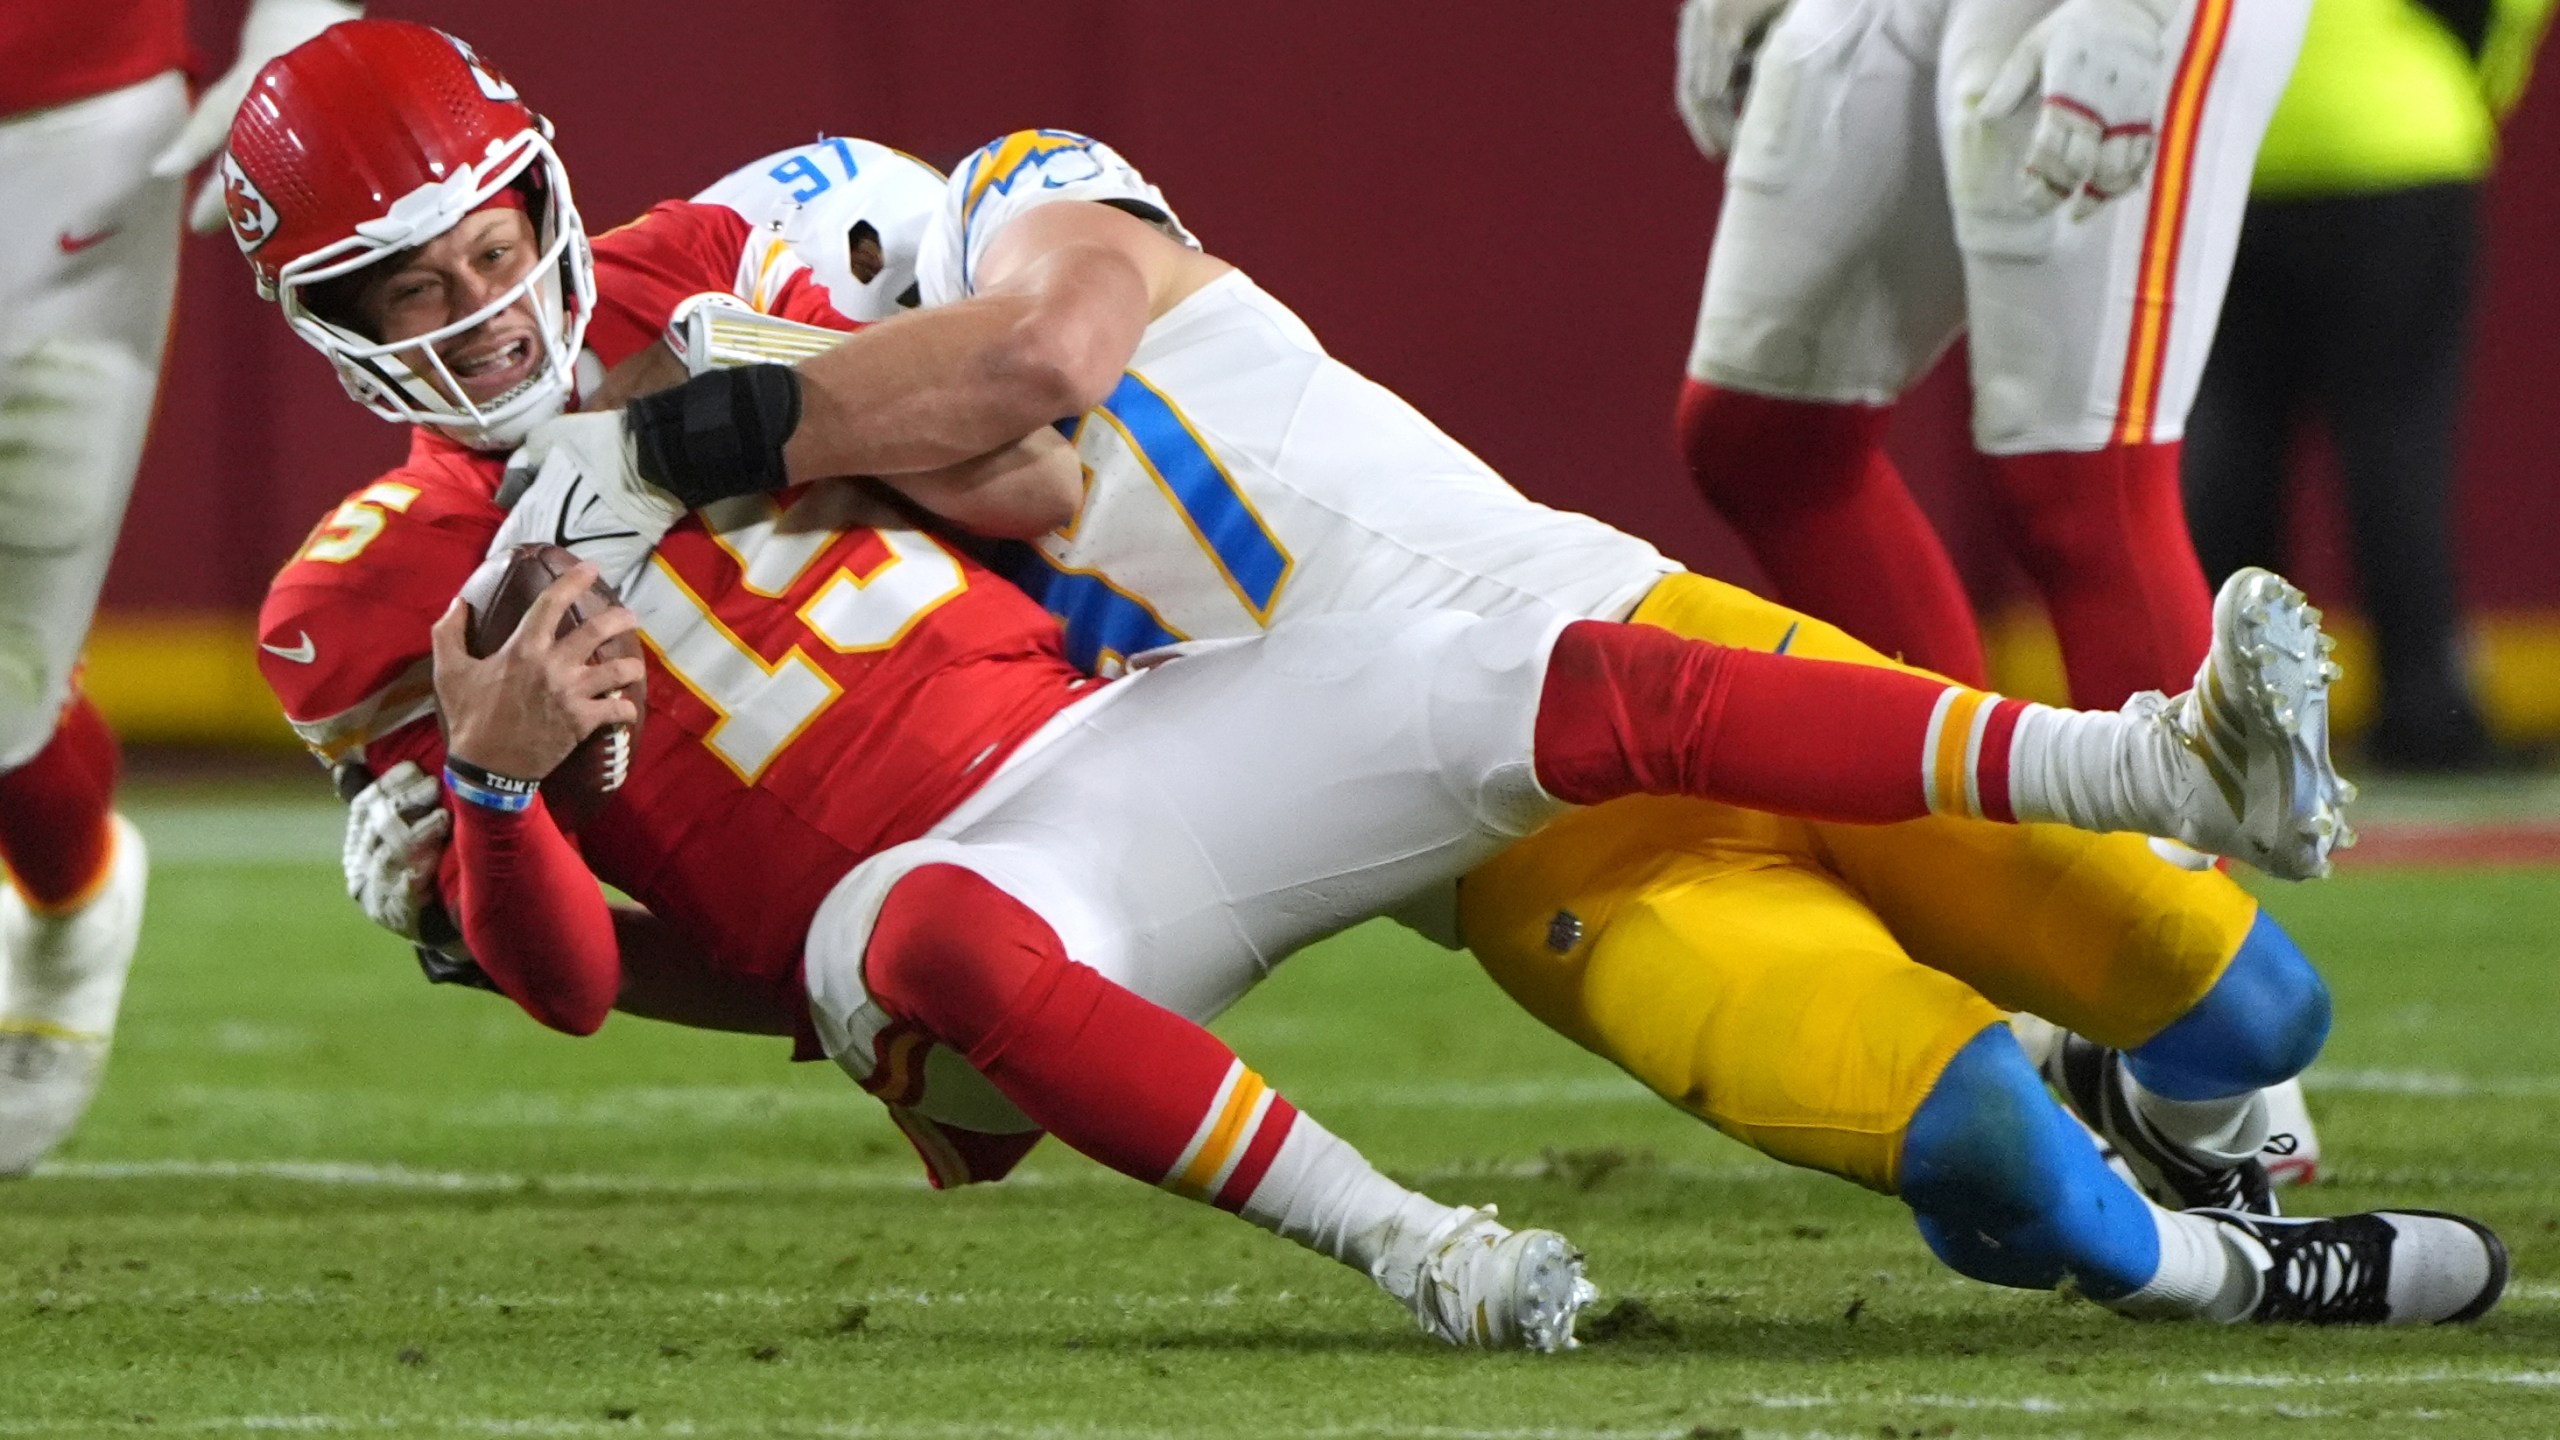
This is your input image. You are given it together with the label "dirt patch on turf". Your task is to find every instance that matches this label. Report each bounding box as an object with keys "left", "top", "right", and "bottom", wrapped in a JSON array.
[{"left": 2341, "top": 821, "right": 2560, "bottom": 868}]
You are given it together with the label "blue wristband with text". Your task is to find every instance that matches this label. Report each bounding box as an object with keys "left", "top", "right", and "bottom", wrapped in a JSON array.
[{"left": 442, "top": 758, "right": 540, "bottom": 814}]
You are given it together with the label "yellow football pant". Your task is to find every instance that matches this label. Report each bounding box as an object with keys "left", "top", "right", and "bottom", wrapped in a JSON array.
[{"left": 1457, "top": 572, "right": 2260, "bottom": 1194}]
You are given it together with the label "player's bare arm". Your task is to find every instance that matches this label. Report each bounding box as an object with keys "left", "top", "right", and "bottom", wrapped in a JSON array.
[
  {"left": 500, "top": 203, "right": 1210, "bottom": 555},
  {"left": 580, "top": 337, "right": 1082, "bottom": 539},
  {"left": 889, "top": 425, "right": 1083, "bottom": 537},
  {"left": 784, "top": 200, "right": 1228, "bottom": 481}
]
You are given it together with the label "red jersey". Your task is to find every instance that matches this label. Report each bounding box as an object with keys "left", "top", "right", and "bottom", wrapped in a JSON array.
[
  {"left": 0, "top": 0, "right": 188, "bottom": 118},
  {"left": 260, "top": 151, "right": 1090, "bottom": 1053}
]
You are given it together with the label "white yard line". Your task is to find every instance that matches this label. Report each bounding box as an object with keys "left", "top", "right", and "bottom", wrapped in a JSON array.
[
  {"left": 0, "top": 1384, "right": 2532, "bottom": 1438},
  {"left": 151, "top": 1077, "right": 1683, "bottom": 1124},
  {"left": 2304, "top": 1067, "right": 2560, "bottom": 1099},
  {"left": 0, "top": 1421, "right": 1855, "bottom": 1440},
  {"left": 30, "top": 1157, "right": 977, "bottom": 1193},
  {"left": 35, "top": 1151, "right": 1797, "bottom": 1197},
  {"left": 2199, "top": 1369, "right": 2560, "bottom": 1389},
  {"left": 155, "top": 1083, "right": 858, "bottom": 1129},
  {"left": 14, "top": 1399, "right": 2500, "bottom": 1439},
  {"left": 0, "top": 1285, "right": 1277, "bottom": 1312},
  {"left": 125, "top": 801, "right": 342, "bottom": 866},
  {"left": 1748, "top": 1394, "right": 2068, "bottom": 1414}
]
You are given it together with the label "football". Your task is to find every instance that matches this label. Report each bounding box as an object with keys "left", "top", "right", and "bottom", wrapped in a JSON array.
[{"left": 456, "top": 543, "right": 645, "bottom": 830}]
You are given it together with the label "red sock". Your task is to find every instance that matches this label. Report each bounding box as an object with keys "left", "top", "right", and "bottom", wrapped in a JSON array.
[
  {"left": 0, "top": 692, "right": 121, "bottom": 912},
  {"left": 1985, "top": 442, "right": 2211, "bottom": 709},
  {"left": 865, "top": 865, "right": 1298, "bottom": 1211},
  {"left": 1678, "top": 379, "right": 1988, "bottom": 686},
  {"left": 1533, "top": 620, "right": 2031, "bottom": 823}
]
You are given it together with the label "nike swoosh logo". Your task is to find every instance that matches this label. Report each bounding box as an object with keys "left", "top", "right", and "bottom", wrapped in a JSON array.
[
  {"left": 555, "top": 491, "right": 639, "bottom": 547},
  {"left": 261, "top": 632, "right": 317, "bottom": 664},
  {"left": 56, "top": 228, "right": 118, "bottom": 255}
]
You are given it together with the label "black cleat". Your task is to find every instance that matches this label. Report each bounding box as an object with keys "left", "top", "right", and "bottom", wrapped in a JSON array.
[
  {"left": 2197, "top": 1208, "right": 2509, "bottom": 1325},
  {"left": 2046, "top": 1033, "right": 2275, "bottom": 1215}
]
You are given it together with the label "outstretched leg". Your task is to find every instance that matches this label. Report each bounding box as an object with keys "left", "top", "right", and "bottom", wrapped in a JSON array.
[
  {"left": 1984, "top": 443, "right": 2214, "bottom": 710},
  {"left": 2030, "top": 913, "right": 2330, "bottom": 1212},
  {"left": 815, "top": 604, "right": 2474, "bottom": 1330},
  {"left": 855, "top": 863, "right": 1595, "bottom": 1352},
  {"left": 1532, "top": 566, "right": 2351, "bottom": 878},
  {"left": 1901, "top": 1025, "right": 2245, "bottom": 1314},
  {"left": 1679, "top": 384, "right": 1988, "bottom": 686},
  {"left": 0, "top": 693, "right": 146, "bottom": 1176},
  {"left": 1900, "top": 1023, "right": 2502, "bottom": 1324}
]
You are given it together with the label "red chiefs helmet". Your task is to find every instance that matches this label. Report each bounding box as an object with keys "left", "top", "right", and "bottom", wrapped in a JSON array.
[{"left": 221, "top": 21, "right": 595, "bottom": 449}]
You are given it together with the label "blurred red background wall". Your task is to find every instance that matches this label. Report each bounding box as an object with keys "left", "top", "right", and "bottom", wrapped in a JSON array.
[{"left": 105, "top": 0, "right": 2560, "bottom": 735}]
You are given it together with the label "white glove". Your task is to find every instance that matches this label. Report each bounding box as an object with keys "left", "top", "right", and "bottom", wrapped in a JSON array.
[
  {"left": 150, "top": 0, "right": 365, "bottom": 232},
  {"left": 1676, "top": 0, "right": 1792, "bottom": 160},
  {"left": 668, "top": 292, "right": 846, "bottom": 374},
  {"left": 493, "top": 411, "right": 684, "bottom": 594},
  {"left": 342, "top": 761, "right": 451, "bottom": 943},
  {"left": 1980, "top": 0, "right": 2174, "bottom": 220}
]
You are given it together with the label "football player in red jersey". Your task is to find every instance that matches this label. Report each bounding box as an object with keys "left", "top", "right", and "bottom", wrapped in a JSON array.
[
  {"left": 0, "top": 0, "right": 357, "bottom": 1173},
  {"left": 246, "top": 24, "right": 2501, "bottom": 1337},
  {"left": 245, "top": 22, "right": 1610, "bottom": 1350}
]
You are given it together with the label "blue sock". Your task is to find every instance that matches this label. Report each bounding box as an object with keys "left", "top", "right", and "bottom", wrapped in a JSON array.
[
  {"left": 2126, "top": 911, "right": 2331, "bottom": 1102},
  {"left": 1899, "top": 1026, "right": 2161, "bottom": 1300}
]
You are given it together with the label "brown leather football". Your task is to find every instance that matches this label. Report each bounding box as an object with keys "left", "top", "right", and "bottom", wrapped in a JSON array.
[{"left": 456, "top": 543, "right": 645, "bottom": 830}]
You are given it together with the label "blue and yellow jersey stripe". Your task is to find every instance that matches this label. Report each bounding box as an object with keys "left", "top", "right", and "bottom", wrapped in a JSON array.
[
  {"left": 1002, "top": 369, "right": 1294, "bottom": 672},
  {"left": 1092, "top": 373, "right": 1290, "bottom": 619},
  {"left": 996, "top": 546, "right": 1187, "bottom": 674}
]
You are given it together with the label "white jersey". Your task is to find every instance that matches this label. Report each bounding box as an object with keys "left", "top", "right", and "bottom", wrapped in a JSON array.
[{"left": 917, "top": 130, "right": 1675, "bottom": 672}]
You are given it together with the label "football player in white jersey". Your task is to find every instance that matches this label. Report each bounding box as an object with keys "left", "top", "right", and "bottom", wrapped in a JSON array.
[
  {"left": 0, "top": 0, "right": 356, "bottom": 1174},
  {"left": 460, "top": 129, "right": 2513, "bottom": 1327}
]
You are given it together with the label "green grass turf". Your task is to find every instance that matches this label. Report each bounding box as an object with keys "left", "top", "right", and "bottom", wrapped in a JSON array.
[{"left": 2, "top": 788, "right": 2557, "bottom": 1438}]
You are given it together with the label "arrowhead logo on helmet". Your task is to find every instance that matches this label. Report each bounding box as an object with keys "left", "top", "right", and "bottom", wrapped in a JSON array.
[
  {"left": 220, "top": 154, "right": 277, "bottom": 253},
  {"left": 442, "top": 32, "right": 519, "bottom": 104},
  {"left": 223, "top": 19, "right": 598, "bottom": 452}
]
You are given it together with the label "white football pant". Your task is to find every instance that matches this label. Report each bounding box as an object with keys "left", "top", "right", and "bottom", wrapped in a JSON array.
[
  {"left": 0, "top": 73, "right": 185, "bottom": 766},
  {"left": 1688, "top": 0, "right": 2307, "bottom": 454},
  {"left": 802, "top": 609, "right": 1575, "bottom": 1134}
]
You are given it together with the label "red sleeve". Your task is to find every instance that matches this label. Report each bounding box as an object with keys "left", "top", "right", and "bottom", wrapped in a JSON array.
[
  {"left": 586, "top": 201, "right": 759, "bottom": 365},
  {"left": 445, "top": 798, "right": 620, "bottom": 1036},
  {"left": 259, "top": 586, "right": 444, "bottom": 769},
  {"left": 259, "top": 442, "right": 505, "bottom": 770},
  {"left": 585, "top": 200, "right": 863, "bottom": 367},
  {"left": 764, "top": 269, "right": 866, "bottom": 332}
]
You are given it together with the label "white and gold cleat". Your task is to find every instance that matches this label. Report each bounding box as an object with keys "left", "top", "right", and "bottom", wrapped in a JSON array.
[
  {"left": 2152, "top": 568, "right": 2357, "bottom": 881},
  {"left": 0, "top": 816, "right": 146, "bottom": 1176},
  {"left": 1400, "top": 1205, "right": 1597, "bottom": 1353}
]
